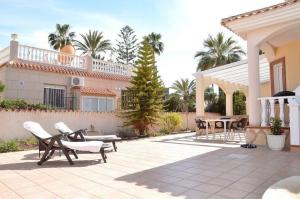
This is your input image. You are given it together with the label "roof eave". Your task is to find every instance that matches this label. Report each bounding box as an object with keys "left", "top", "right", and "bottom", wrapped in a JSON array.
[{"left": 221, "top": 1, "right": 300, "bottom": 39}]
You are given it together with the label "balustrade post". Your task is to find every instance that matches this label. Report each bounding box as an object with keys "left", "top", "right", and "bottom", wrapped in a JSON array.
[
  {"left": 279, "top": 98, "right": 285, "bottom": 125},
  {"left": 85, "top": 54, "right": 93, "bottom": 72},
  {"left": 260, "top": 99, "right": 267, "bottom": 126},
  {"left": 269, "top": 99, "right": 275, "bottom": 119},
  {"left": 9, "top": 34, "right": 19, "bottom": 60},
  {"left": 288, "top": 99, "right": 300, "bottom": 149}
]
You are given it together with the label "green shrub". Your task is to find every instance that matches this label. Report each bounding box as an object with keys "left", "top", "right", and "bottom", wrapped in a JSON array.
[
  {"left": 160, "top": 113, "right": 182, "bottom": 134},
  {"left": 233, "top": 90, "right": 246, "bottom": 115},
  {"left": 23, "top": 136, "right": 38, "bottom": 146},
  {"left": 29, "top": 103, "right": 48, "bottom": 110},
  {"left": 0, "top": 100, "right": 48, "bottom": 110},
  {"left": 270, "top": 117, "right": 282, "bottom": 135},
  {"left": 117, "top": 128, "right": 137, "bottom": 139},
  {"left": 0, "top": 140, "right": 20, "bottom": 153}
]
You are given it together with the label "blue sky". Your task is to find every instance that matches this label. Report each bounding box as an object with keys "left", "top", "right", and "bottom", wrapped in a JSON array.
[{"left": 0, "top": 0, "right": 282, "bottom": 86}]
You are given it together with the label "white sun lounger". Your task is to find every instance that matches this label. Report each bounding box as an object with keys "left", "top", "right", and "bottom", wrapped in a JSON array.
[
  {"left": 23, "top": 121, "right": 107, "bottom": 165},
  {"left": 54, "top": 122, "right": 121, "bottom": 151}
]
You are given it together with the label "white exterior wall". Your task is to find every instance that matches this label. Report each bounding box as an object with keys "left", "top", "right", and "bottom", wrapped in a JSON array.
[
  {"left": 2, "top": 67, "right": 130, "bottom": 108},
  {"left": 0, "top": 111, "right": 200, "bottom": 140}
]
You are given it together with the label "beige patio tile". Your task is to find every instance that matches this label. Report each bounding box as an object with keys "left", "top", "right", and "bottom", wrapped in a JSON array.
[
  {"left": 185, "top": 174, "right": 213, "bottom": 182},
  {"left": 172, "top": 179, "right": 201, "bottom": 188},
  {"left": 193, "top": 183, "right": 223, "bottom": 194},
  {"left": 0, "top": 133, "right": 295, "bottom": 199},
  {"left": 100, "top": 190, "right": 143, "bottom": 198},
  {"left": 80, "top": 184, "right": 117, "bottom": 196},
  {"left": 252, "top": 184, "right": 269, "bottom": 195},
  {"left": 207, "top": 195, "right": 230, "bottom": 199},
  {"left": 181, "top": 189, "right": 211, "bottom": 199},
  {"left": 237, "top": 176, "right": 266, "bottom": 185},
  {"left": 160, "top": 184, "right": 189, "bottom": 195},
  {"left": 228, "top": 181, "right": 258, "bottom": 193},
  {"left": 207, "top": 178, "right": 235, "bottom": 187},
  {"left": 0, "top": 182, "right": 10, "bottom": 192},
  {"left": 243, "top": 193, "right": 263, "bottom": 199},
  {"left": 14, "top": 185, "right": 46, "bottom": 196},
  {"left": 159, "top": 175, "right": 183, "bottom": 183},
  {"left": 200, "top": 170, "right": 223, "bottom": 178},
  {"left": 0, "top": 190, "right": 22, "bottom": 199},
  {"left": 218, "top": 173, "right": 243, "bottom": 181},
  {"left": 169, "top": 171, "right": 194, "bottom": 179},
  {"left": 22, "top": 191, "right": 60, "bottom": 199},
  {"left": 216, "top": 188, "right": 249, "bottom": 199}
]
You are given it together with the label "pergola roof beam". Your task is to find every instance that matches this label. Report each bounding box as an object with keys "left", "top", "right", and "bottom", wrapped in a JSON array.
[{"left": 194, "top": 56, "right": 270, "bottom": 87}]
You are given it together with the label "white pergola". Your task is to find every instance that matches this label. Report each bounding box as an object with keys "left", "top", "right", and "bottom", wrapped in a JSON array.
[
  {"left": 199, "top": 56, "right": 269, "bottom": 87},
  {"left": 194, "top": 56, "right": 270, "bottom": 117}
]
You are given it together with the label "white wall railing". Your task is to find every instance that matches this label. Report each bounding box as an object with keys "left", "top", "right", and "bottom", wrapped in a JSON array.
[
  {"left": 258, "top": 96, "right": 296, "bottom": 127},
  {"left": 0, "top": 36, "right": 133, "bottom": 77},
  {"left": 92, "top": 59, "right": 133, "bottom": 76},
  {"left": 18, "top": 45, "right": 86, "bottom": 69},
  {"left": 0, "top": 46, "right": 10, "bottom": 65}
]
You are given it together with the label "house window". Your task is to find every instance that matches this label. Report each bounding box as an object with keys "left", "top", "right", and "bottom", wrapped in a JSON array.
[
  {"left": 43, "top": 85, "right": 66, "bottom": 108},
  {"left": 270, "top": 57, "right": 286, "bottom": 95},
  {"left": 82, "top": 96, "right": 114, "bottom": 112}
]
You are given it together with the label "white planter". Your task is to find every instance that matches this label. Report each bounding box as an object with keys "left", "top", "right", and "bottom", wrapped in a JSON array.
[{"left": 267, "top": 134, "right": 286, "bottom": 151}]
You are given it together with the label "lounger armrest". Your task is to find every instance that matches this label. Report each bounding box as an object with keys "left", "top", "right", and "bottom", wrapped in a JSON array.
[{"left": 72, "top": 130, "right": 86, "bottom": 141}]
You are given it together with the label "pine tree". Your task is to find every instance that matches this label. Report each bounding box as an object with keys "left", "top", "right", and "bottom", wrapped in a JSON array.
[
  {"left": 122, "top": 39, "right": 164, "bottom": 135},
  {"left": 115, "top": 25, "right": 138, "bottom": 65}
]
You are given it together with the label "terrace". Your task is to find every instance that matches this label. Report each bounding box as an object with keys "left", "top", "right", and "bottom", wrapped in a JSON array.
[
  {"left": 0, "top": 133, "right": 299, "bottom": 199},
  {"left": 0, "top": 36, "right": 133, "bottom": 77}
]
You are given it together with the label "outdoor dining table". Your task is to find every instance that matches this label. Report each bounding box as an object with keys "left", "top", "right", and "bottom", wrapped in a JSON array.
[{"left": 203, "top": 118, "right": 236, "bottom": 141}]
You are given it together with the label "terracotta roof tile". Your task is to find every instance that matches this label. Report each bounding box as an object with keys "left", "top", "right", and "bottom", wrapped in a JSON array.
[
  {"left": 221, "top": 0, "right": 299, "bottom": 25},
  {"left": 6, "top": 61, "right": 131, "bottom": 82},
  {"left": 80, "top": 87, "right": 116, "bottom": 97}
]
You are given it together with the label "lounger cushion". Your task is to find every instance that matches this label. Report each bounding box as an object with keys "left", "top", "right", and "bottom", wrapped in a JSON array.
[
  {"left": 23, "top": 121, "right": 52, "bottom": 139},
  {"left": 84, "top": 135, "right": 119, "bottom": 140},
  {"left": 55, "top": 122, "right": 120, "bottom": 140},
  {"left": 54, "top": 122, "right": 74, "bottom": 134},
  {"left": 61, "top": 140, "right": 103, "bottom": 153}
]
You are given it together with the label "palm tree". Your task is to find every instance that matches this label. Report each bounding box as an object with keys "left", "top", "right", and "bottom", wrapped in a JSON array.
[
  {"left": 144, "top": 32, "right": 164, "bottom": 55},
  {"left": 195, "top": 32, "right": 245, "bottom": 71},
  {"left": 171, "top": 78, "right": 196, "bottom": 130},
  {"left": 75, "top": 30, "right": 111, "bottom": 59},
  {"left": 48, "top": 24, "right": 75, "bottom": 50}
]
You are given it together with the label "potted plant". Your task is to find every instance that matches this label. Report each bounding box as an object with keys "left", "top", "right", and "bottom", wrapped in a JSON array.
[
  {"left": 48, "top": 24, "right": 76, "bottom": 64},
  {"left": 267, "top": 117, "right": 286, "bottom": 150}
]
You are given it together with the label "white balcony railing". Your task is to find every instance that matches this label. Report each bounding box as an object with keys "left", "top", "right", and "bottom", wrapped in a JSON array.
[
  {"left": 0, "top": 37, "right": 133, "bottom": 77},
  {"left": 17, "top": 45, "right": 86, "bottom": 69},
  {"left": 92, "top": 59, "right": 133, "bottom": 76},
  {"left": 258, "top": 96, "right": 296, "bottom": 127},
  {"left": 0, "top": 47, "right": 10, "bottom": 65}
]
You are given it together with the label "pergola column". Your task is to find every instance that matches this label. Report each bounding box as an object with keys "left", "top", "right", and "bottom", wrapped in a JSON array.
[
  {"left": 245, "top": 94, "right": 249, "bottom": 115},
  {"left": 226, "top": 91, "right": 233, "bottom": 116},
  {"left": 196, "top": 73, "right": 205, "bottom": 117},
  {"left": 247, "top": 42, "right": 261, "bottom": 125}
]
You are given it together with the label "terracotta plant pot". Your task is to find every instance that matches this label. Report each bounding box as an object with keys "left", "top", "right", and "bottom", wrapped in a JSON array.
[{"left": 58, "top": 45, "right": 75, "bottom": 65}]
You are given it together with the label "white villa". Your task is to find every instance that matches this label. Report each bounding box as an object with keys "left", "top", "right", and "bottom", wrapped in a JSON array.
[
  {"left": 0, "top": 35, "right": 132, "bottom": 111},
  {"left": 194, "top": 0, "right": 300, "bottom": 151}
]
